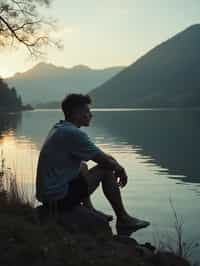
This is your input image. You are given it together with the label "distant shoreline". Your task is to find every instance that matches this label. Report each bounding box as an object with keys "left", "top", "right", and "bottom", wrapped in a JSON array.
[
  {"left": 0, "top": 104, "right": 34, "bottom": 114},
  {"left": 30, "top": 107, "right": 200, "bottom": 112}
]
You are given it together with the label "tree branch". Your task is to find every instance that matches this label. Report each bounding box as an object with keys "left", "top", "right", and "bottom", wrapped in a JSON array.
[{"left": 0, "top": 0, "right": 60, "bottom": 57}]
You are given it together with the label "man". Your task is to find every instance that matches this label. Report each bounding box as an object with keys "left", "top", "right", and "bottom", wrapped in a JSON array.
[{"left": 36, "top": 93, "right": 150, "bottom": 234}]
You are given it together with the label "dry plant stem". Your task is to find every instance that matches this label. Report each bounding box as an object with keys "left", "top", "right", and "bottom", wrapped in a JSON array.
[
  {"left": 0, "top": 152, "right": 33, "bottom": 207},
  {"left": 154, "top": 198, "right": 199, "bottom": 264},
  {"left": 169, "top": 197, "right": 184, "bottom": 257}
]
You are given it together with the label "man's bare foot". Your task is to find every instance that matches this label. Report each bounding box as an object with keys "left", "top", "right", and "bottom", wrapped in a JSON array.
[{"left": 116, "top": 216, "right": 150, "bottom": 235}]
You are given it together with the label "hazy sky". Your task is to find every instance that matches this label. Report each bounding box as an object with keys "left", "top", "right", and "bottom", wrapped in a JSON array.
[{"left": 0, "top": 0, "right": 200, "bottom": 77}]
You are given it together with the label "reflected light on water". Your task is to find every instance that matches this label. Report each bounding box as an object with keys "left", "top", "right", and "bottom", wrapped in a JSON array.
[{"left": 0, "top": 131, "right": 39, "bottom": 187}]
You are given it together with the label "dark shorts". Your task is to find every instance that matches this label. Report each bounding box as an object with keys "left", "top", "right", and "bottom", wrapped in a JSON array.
[{"left": 43, "top": 174, "right": 90, "bottom": 212}]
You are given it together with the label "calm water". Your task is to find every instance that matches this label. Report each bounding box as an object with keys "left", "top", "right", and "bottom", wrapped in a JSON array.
[{"left": 0, "top": 109, "right": 200, "bottom": 262}]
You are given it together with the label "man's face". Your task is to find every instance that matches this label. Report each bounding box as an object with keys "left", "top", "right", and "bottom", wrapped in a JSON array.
[{"left": 75, "top": 104, "right": 92, "bottom": 127}]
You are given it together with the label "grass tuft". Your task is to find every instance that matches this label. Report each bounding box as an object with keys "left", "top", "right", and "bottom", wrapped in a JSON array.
[{"left": 153, "top": 198, "right": 199, "bottom": 265}]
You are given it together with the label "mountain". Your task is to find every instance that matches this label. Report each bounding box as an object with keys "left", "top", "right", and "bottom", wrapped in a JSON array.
[
  {"left": 90, "top": 24, "right": 200, "bottom": 108},
  {"left": 6, "top": 63, "right": 124, "bottom": 105}
]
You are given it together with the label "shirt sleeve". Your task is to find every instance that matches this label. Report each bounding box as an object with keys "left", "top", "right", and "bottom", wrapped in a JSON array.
[{"left": 70, "top": 130, "right": 103, "bottom": 161}]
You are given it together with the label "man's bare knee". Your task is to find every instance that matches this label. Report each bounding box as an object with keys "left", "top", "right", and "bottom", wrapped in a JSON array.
[
  {"left": 83, "top": 165, "right": 112, "bottom": 193},
  {"left": 99, "top": 167, "right": 114, "bottom": 179}
]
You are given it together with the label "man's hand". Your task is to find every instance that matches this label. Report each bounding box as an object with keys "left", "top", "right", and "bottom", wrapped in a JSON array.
[
  {"left": 114, "top": 166, "right": 128, "bottom": 188},
  {"left": 93, "top": 152, "right": 128, "bottom": 187}
]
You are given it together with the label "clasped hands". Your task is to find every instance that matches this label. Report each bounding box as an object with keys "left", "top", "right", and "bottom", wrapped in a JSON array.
[{"left": 114, "top": 166, "right": 128, "bottom": 188}]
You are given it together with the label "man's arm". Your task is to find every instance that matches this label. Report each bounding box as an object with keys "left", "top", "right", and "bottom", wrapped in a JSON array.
[
  {"left": 93, "top": 151, "right": 121, "bottom": 170},
  {"left": 93, "top": 152, "right": 128, "bottom": 187},
  {"left": 70, "top": 129, "right": 127, "bottom": 186}
]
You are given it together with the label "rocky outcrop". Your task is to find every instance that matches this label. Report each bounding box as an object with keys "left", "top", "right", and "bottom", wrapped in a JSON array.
[
  {"left": 35, "top": 205, "right": 113, "bottom": 236},
  {"left": 34, "top": 205, "right": 191, "bottom": 266}
]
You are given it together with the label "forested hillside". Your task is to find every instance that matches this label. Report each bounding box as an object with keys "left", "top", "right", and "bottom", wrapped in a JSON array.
[{"left": 0, "top": 78, "right": 22, "bottom": 112}]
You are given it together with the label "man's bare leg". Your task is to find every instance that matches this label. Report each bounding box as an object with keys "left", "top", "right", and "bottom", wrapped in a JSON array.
[
  {"left": 80, "top": 162, "right": 113, "bottom": 221},
  {"left": 84, "top": 165, "right": 129, "bottom": 218},
  {"left": 82, "top": 197, "right": 113, "bottom": 221},
  {"left": 84, "top": 165, "right": 150, "bottom": 233},
  {"left": 82, "top": 197, "right": 94, "bottom": 209}
]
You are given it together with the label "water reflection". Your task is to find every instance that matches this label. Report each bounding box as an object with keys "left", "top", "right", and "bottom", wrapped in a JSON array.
[
  {"left": 0, "top": 112, "right": 38, "bottom": 187},
  {"left": 1, "top": 109, "right": 200, "bottom": 186},
  {"left": 91, "top": 109, "right": 200, "bottom": 184},
  {"left": 0, "top": 112, "right": 21, "bottom": 137}
]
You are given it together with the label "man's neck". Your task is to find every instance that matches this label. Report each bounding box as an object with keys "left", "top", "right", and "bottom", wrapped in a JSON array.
[{"left": 65, "top": 119, "right": 81, "bottom": 128}]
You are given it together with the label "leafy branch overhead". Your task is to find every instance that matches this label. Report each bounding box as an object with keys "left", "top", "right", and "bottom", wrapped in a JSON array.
[{"left": 0, "top": 0, "right": 61, "bottom": 56}]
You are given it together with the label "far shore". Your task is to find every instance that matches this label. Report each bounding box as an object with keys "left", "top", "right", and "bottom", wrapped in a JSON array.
[
  {"left": 31, "top": 107, "right": 200, "bottom": 112},
  {"left": 0, "top": 104, "right": 34, "bottom": 114}
]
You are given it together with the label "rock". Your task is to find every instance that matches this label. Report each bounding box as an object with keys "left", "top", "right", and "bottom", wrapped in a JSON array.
[
  {"left": 142, "top": 242, "right": 156, "bottom": 252},
  {"left": 59, "top": 205, "right": 113, "bottom": 236},
  {"left": 34, "top": 206, "right": 192, "bottom": 266},
  {"left": 113, "top": 235, "right": 138, "bottom": 246},
  {"left": 152, "top": 251, "right": 190, "bottom": 266},
  {"left": 35, "top": 205, "right": 112, "bottom": 237}
]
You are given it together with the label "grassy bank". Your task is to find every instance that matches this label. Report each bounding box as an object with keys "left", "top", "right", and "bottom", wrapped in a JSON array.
[
  {"left": 0, "top": 201, "right": 191, "bottom": 266},
  {"left": 0, "top": 192, "right": 151, "bottom": 266},
  {"left": 0, "top": 161, "right": 192, "bottom": 266}
]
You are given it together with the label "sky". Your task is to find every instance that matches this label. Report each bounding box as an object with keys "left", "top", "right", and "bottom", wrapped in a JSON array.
[{"left": 0, "top": 0, "right": 200, "bottom": 78}]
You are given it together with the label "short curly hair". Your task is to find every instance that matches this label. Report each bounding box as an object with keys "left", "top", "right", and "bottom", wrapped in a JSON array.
[{"left": 61, "top": 93, "right": 92, "bottom": 118}]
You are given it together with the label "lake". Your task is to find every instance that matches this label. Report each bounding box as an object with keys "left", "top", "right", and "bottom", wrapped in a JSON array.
[{"left": 0, "top": 109, "right": 200, "bottom": 263}]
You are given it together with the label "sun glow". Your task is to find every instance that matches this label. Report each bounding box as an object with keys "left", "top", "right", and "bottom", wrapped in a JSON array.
[{"left": 0, "top": 69, "right": 14, "bottom": 78}]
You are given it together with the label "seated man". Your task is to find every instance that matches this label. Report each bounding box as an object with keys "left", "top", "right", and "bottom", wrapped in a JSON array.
[{"left": 36, "top": 93, "right": 150, "bottom": 234}]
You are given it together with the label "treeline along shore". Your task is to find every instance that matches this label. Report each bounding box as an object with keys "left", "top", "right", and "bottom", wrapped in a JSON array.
[{"left": 0, "top": 77, "right": 33, "bottom": 113}]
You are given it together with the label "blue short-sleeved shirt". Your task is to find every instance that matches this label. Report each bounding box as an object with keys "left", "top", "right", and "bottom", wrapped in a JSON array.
[{"left": 36, "top": 120, "right": 102, "bottom": 202}]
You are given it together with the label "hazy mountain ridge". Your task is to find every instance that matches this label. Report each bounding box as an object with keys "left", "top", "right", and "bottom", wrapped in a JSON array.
[
  {"left": 6, "top": 63, "right": 124, "bottom": 105},
  {"left": 90, "top": 24, "right": 200, "bottom": 108}
]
